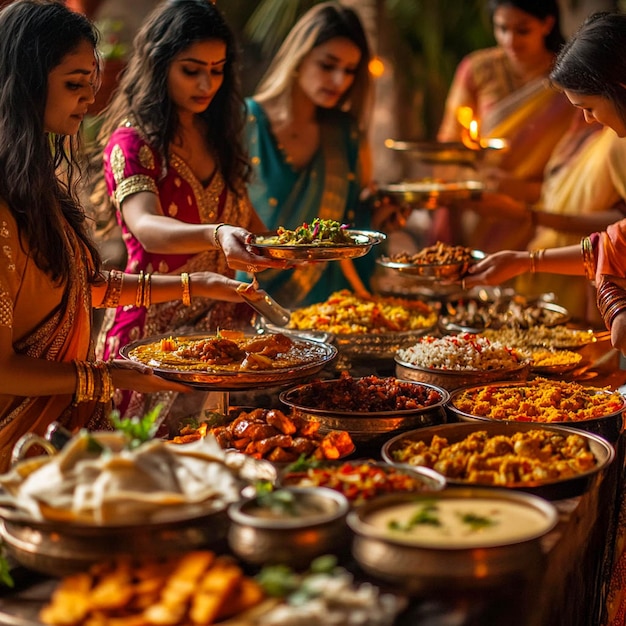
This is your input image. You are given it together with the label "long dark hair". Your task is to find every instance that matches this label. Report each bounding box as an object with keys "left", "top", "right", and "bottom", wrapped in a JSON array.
[
  {"left": 550, "top": 12, "right": 626, "bottom": 126},
  {"left": 488, "top": 0, "right": 565, "bottom": 53},
  {"left": 0, "top": 0, "right": 101, "bottom": 284},
  {"left": 98, "top": 0, "right": 249, "bottom": 193}
]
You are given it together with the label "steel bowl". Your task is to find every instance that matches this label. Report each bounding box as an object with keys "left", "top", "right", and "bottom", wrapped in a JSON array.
[
  {"left": 279, "top": 378, "right": 449, "bottom": 446},
  {"left": 348, "top": 487, "right": 556, "bottom": 592},
  {"left": 395, "top": 359, "right": 530, "bottom": 393},
  {"left": 383, "top": 139, "right": 508, "bottom": 166},
  {"left": 381, "top": 422, "right": 615, "bottom": 500},
  {"left": 447, "top": 381, "right": 626, "bottom": 443},
  {"left": 377, "top": 250, "right": 485, "bottom": 282},
  {"left": 0, "top": 503, "right": 229, "bottom": 577},
  {"left": 227, "top": 487, "right": 349, "bottom": 568}
]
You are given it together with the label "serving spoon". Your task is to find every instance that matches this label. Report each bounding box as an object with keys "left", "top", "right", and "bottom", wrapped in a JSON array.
[{"left": 237, "top": 276, "right": 291, "bottom": 327}]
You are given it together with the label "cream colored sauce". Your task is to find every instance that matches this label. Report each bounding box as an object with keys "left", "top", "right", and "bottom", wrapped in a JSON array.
[{"left": 364, "top": 497, "right": 550, "bottom": 548}]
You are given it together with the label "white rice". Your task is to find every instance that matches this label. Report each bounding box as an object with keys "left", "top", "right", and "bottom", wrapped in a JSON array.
[{"left": 397, "top": 333, "right": 521, "bottom": 371}]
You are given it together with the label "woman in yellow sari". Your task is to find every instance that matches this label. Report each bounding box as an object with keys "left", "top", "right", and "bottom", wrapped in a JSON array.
[
  {"left": 0, "top": 0, "right": 257, "bottom": 472},
  {"left": 436, "top": 0, "right": 575, "bottom": 251}
]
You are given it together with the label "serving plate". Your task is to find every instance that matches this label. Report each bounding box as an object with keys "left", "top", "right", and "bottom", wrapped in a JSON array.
[
  {"left": 377, "top": 249, "right": 485, "bottom": 281},
  {"left": 383, "top": 138, "right": 508, "bottom": 166},
  {"left": 120, "top": 331, "right": 337, "bottom": 390},
  {"left": 250, "top": 229, "right": 385, "bottom": 262},
  {"left": 381, "top": 422, "right": 615, "bottom": 500},
  {"left": 378, "top": 180, "right": 484, "bottom": 206}
]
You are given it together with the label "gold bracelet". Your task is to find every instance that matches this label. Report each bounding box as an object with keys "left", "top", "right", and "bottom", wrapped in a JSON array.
[
  {"left": 181, "top": 272, "right": 191, "bottom": 306},
  {"left": 581, "top": 236, "right": 595, "bottom": 281},
  {"left": 95, "top": 361, "right": 115, "bottom": 403},
  {"left": 101, "top": 269, "right": 124, "bottom": 307},
  {"left": 529, "top": 249, "right": 544, "bottom": 274},
  {"left": 142, "top": 272, "right": 152, "bottom": 308},
  {"left": 73, "top": 360, "right": 87, "bottom": 405},
  {"left": 213, "top": 223, "right": 227, "bottom": 251},
  {"left": 135, "top": 270, "right": 145, "bottom": 308}
]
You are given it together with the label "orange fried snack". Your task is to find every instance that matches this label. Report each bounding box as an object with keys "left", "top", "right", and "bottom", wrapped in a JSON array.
[{"left": 39, "top": 551, "right": 266, "bottom": 626}]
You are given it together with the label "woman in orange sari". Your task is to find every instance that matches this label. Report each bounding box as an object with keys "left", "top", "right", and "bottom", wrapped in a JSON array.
[
  {"left": 436, "top": 0, "right": 575, "bottom": 251},
  {"left": 0, "top": 0, "right": 261, "bottom": 471}
]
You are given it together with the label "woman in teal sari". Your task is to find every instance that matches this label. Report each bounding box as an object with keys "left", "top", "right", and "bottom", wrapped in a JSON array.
[{"left": 244, "top": 2, "right": 376, "bottom": 307}]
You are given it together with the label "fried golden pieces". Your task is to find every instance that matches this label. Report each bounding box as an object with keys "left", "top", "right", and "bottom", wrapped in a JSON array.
[{"left": 39, "top": 551, "right": 265, "bottom": 626}]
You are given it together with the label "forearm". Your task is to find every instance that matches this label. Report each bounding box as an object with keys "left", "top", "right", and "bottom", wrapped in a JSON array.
[
  {"left": 527, "top": 244, "right": 586, "bottom": 276},
  {"left": 532, "top": 207, "right": 623, "bottom": 236},
  {"left": 0, "top": 353, "right": 77, "bottom": 396}
]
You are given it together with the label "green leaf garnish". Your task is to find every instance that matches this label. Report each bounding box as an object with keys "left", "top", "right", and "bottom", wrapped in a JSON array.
[
  {"left": 459, "top": 512, "right": 497, "bottom": 531},
  {"left": 388, "top": 501, "right": 441, "bottom": 532},
  {"left": 108, "top": 404, "right": 163, "bottom": 449}
]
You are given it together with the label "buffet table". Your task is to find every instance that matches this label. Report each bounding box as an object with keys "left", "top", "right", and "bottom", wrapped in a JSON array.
[{"left": 0, "top": 338, "right": 624, "bottom": 626}]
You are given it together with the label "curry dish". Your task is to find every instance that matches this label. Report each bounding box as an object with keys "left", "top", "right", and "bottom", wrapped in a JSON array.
[{"left": 127, "top": 331, "right": 328, "bottom": 372}]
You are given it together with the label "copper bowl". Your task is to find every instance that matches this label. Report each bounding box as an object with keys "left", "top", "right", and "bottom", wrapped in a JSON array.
[
  {"left": 380, "top": 422, "right": 615, "bottom": 500},
  {"left": 446, "top": 381, "right": 626, "bottom": 443},
  {"left": 348, "top": 488, "right": 556, "bottom": 592},
  {"left": 0, "top": 504, "right": 229, "bottom": 577},
  {"left": 227, "top": 487, "right": 349, "bottom": 568},
  {"left": 279, "top": 378, "right": 449, "bottom": 446}
]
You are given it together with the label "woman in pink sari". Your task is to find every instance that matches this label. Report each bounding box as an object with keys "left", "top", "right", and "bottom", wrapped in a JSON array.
[
  {"left": 93, "top": 0, "right": 285, "bottom": 418},
  {"left": 0, "top": 0, "right": 256, "bottom": 471}
]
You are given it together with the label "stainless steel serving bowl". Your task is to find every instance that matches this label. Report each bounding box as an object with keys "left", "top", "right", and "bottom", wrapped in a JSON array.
[
  {"left": 227, "top": 487, "right": 349, "bottom": 568},
  {"left": 348, "top": 488, "right": 557, "bottom": 592},
  {"left": 381, "top": 422, "right": 615, "bottom": 500},
  {"left": 279, "top": 378, "right": 449, "bottom": 446},
  {"left": 395, "top": 359, "right": 530, "bottom": 392}
]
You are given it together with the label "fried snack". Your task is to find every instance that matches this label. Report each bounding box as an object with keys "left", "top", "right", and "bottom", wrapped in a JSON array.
[{"left": 39, "top": 551, "right": 266, "bottom": 626}]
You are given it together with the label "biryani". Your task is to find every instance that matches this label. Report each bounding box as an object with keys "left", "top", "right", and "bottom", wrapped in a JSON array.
[
  {"left": 288, "top": 289, "right": 437, "bottom": 334},
  {"left": 452, "top": 378, "right": 625, "bottom": 423},
  {"left": 396, "top": 332, "right": 524, "bottom": 371},
  {"left": 482, "top": 326, "right": 595, "bottom": 350}
]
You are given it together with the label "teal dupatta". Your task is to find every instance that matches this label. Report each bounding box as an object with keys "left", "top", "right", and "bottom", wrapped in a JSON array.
[{"left": 244, "top": 98, "right": 373, "bottom": 307}]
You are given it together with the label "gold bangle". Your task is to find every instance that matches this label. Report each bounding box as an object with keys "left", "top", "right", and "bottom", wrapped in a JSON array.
[
  {"left": 529, "top": 249, "right": 544, "bottom": 274},
  {"left": 181, "top": 272, "right": 191, "bottom": 306},
  {"left": 142, "top": 272, "right": 152, "bottom": 308},
  {"left": 73, "top": 360, "right": 87, "bottom": 405},
  {"left": 135, "top": 271, "right": 145, "bottom": 308},
  {"left": 213, "top": 222, "right": 227, "bottom": 251},
  {"left": 581, "top": 236, "right": 595, "bottom": 281},
  {"left": 101, "top": 269, "right": 123, "bottom": 308},
  {"left": 95, "top": 361, "right": 115, "bottom": 403}
]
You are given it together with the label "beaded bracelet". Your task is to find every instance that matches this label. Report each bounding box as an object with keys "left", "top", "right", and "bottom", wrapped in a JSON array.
[
  {"left": 101, "top": 269, "right": 124, "bottom": 307},
  {"left": 181, "top": 272, "right": 191, "bottom": 306}
]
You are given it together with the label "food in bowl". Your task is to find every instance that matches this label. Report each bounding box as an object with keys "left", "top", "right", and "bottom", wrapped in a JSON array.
[
  {"left": 287, "top": 289, "right": 437, "bottom": 334},
  {"left": 256, "top": 218, "right": 353, "bottom": 246},
  {"left": 482, "top": 325, "right": 596, "bottom": 350},
  {"left": 357, "top": 492, "right": 554, "bottom": 548},
  {"left": 451, "top": 378, "right": 625, "bottom": 423},
  {"left": 385, "top": 241, "right": 475, "bottom": 266},
  {"left": 280, "top": 460, "right": 444, "bottom": 504},
  {"left": 396, "top": 332, "right": 525, "bottom": 371},
  {"left": 281, "top": 371, "right": 445, "bottom": 413},
  {"left": 386, "top": 428, "right": 597, "bottom": 487}
]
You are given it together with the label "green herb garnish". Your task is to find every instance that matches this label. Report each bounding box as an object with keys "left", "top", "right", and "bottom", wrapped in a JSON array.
[
  {"left": 256, "top": 487, "right": 298, "bottom": 516},
  {"left": 458, "top": 512, "right": 497, "bottom": 531},
  {"left": 388, "top": 501, "right": 441, "bottom": 532},
  {"left": 109, "top": 404, "right": 162, "bottom": 449},
  {"left": 0, "top": 543, "right": 13, "bottom": 588}
]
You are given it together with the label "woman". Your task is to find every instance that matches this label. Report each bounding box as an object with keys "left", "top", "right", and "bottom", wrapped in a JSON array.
[
  {"left": 436, "top": 0, "right": 575, "bottom": 251},
  {"left": 244, "top": 1, "right": 377, "bottom": 307},
  {"left": 93, "top": 0, "right": 286, "bottom": 415},
  {"left": 0, "top": 0, "right": 251, "bottom": 471}
]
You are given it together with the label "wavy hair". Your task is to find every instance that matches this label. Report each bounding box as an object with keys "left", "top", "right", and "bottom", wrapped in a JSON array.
[
  {"left": 550, "top": 12, "right": 626, "bottom": 126},
  {"left": 487, "top": 0, "right": 565, "bottom": 53},
  {"left": 97, "top": 0, "right": 249, "bottom": 194},
  {"left": 253, "top": 1, "right": 372, "bottom": 130},
  {"left": 0, "top": 0, "right": 101, "bottom": 284}
]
